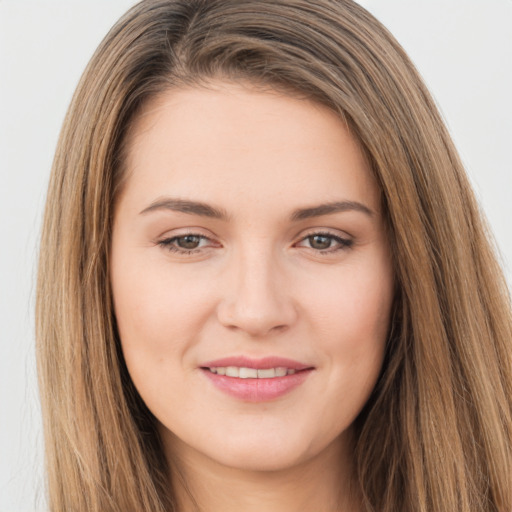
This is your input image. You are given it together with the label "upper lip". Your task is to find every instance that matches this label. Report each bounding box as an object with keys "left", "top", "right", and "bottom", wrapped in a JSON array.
[{"left": 200, "top": 356, "right": 312, "bottom": 371}]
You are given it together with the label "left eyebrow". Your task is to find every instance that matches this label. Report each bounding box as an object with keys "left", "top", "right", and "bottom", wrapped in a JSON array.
[
  {"left": 139, "top": 197, "right": 230, "bottom": 220},
  {"left": 290, "top": 201, "right": 374, "bottom": 221}
]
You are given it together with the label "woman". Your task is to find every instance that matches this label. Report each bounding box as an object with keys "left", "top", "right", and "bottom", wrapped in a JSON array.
[{"left": 36, "top": 0, "right": 512, "bottom": 511}]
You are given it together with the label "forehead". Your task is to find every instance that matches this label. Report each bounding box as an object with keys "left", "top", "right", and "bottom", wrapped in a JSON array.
[{"left": 120, "top": 81, "right": 380, "bottom": 216}]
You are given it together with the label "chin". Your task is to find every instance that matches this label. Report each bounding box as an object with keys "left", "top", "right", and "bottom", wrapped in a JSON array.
[
  {"left": 209, "top": 446, "right": 309, "bottom": 473},
  {"left": 200, "top": 426, "right": 343, "bottom": 474}
]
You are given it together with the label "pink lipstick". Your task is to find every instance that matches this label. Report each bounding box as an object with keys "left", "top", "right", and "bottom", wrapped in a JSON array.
[{"left": 200, "top": 356, "right": 314, "bottom": 402}]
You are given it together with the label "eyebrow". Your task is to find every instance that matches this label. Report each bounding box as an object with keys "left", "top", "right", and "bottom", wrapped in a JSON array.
[
  {"left": 140, "top": 198, "right": 230, "bottom": 220},
  {"left": 139, "top": 197, "right": 374, "bottom": 221},
  {"left": 290, "top": 200, "right": 373, "bottom": 221}
]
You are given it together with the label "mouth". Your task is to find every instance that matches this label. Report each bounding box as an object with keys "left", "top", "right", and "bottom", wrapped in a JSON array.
[
  {"left": 199, "top": 357, "right": 314, "bottom": 402},
  {"left": 203, "top": 366, "right": 299, "bottom": 378}
]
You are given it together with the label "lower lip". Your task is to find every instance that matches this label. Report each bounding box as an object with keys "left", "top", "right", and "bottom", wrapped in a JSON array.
[{"left": 201, "top": 369, "right": 313, "bottom": 402}]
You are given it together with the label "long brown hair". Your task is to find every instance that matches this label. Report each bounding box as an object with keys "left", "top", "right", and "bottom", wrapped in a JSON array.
[{"left": 36, "top": 1, "right": 512, "bottom": 510}]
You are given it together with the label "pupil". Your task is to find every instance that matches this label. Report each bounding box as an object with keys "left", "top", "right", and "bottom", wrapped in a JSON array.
[
  {"left": 310, "top": 235, "right": 331, "bottom": 250},
  {"left": 178, "top": 235, "right": 200, "bottom": 249}
]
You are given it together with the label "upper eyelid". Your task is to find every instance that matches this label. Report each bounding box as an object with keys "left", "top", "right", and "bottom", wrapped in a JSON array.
[
  {"left": 156, "top": 228, "right": 215, "bottom": 242},
  {"left": 294, "top": 228, "right": 353, "bottom": 247},
  {"left": 158, "top": 229, "right": 349, "bottom": 241},
  {"left": 160, "top": 233, "right": 215, "bottom": 247},
  {"left": 158, "top": 224, "right": 350, "bottom": 237},
  {"left": 298, "top": 227, "right": 351, "bottom": 238}
]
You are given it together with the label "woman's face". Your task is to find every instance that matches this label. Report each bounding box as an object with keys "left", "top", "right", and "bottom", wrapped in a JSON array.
[{"left": 111, "top": 81, "right": 394, "bottom": 474}]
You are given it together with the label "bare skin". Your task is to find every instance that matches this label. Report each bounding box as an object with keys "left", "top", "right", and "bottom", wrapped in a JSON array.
[
  {"left": 111, "top": 81, "right": 394, "bottom": 512},
  {"left": 167, "top": 427, "right": 357, "bottom": 511}
]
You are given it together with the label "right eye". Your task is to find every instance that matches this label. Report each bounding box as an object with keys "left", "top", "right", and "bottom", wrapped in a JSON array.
[{"left": 295, "top": 231, "right": 353, "bottom": 254}]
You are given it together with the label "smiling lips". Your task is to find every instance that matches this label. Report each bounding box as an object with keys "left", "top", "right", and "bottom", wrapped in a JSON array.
[
  {"left": 200, "top": 356, "right": 314, "bottom": 402},
  {"left": 208, "top": 366, "right": 296, "bottom": 378}
]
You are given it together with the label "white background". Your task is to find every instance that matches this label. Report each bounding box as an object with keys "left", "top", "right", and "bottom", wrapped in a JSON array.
[{"left": 1, "top": 1, "right": 511, "bottom": 510}]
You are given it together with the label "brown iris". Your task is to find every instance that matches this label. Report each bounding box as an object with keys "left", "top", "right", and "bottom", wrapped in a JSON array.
[
  {"left": 308, "top": 234, "right": 332, "bottom": 250},
  {"left": 176, "top": 235, "right": 202, "bottom": 249}
]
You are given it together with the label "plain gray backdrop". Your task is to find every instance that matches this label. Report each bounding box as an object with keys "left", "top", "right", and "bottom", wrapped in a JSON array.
[{"left": 1, "top": 1, "right": 511, "bottom": 510}]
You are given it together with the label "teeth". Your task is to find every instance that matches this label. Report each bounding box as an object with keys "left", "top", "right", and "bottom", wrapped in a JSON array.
[
  {"left": 208, "top": 366, "right": 297, "bottom": 378},
  {"left": 257, "top": 368, "right": 275, "bottom": 378},
  {"left": 226, "top": 366, "right": 239, "bottom": 377},
  {"left": 239, "top": 367, "right": 258, "bottom": 379}
]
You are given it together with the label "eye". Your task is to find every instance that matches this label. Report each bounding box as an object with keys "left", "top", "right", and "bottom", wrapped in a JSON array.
[
  {"left": 158, "top": 234, "right": 214, "bottom": 254},
  {"left": 296, "top": 232, "right": 353, "bottom": 253}
]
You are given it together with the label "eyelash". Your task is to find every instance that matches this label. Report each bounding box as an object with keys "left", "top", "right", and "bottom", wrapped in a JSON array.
[
  {"left": 296, "top": 232, "right": 354, "bottom": 253},
  {"left": 157, "top": 231, "right": 353, "bottom": 255},
  {"left": 158, "top": 234, "right": 215, "bottom": 255}
]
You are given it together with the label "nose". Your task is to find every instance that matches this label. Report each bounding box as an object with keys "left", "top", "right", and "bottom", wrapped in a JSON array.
[{"left": 216, "top": 246, "right": 298, "bottom": 338}]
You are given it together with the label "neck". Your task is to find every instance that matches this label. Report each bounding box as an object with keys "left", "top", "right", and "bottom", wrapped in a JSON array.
[{"left": 164, "top": 432, "right": 361, "bottom": 512}]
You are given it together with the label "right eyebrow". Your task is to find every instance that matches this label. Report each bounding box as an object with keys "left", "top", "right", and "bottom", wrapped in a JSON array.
[
  {"left": 290, "top": 200, "right": 374, "bottom": 221},
  {"left": 139, "top": 197, "right": 230, "bottom": 220}
]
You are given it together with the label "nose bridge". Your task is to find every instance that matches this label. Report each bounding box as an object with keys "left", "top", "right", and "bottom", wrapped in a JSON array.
[{"left": 216, "top": 240, "right": 296, "bottom": 336}]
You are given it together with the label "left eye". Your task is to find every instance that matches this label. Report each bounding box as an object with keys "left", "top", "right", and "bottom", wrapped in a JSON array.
[
  {"left": 158, "top": 234, "right": 212, "bottom": 253},
  {"left": 297, "top": 233, "right": 352, "bottom": 252}
]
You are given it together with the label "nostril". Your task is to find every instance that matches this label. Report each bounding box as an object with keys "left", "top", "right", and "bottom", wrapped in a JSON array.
[{"left": 215, "top": 272, "right": 298, "bottom": 337}]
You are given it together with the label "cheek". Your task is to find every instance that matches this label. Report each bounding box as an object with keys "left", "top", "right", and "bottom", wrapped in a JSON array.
[
  {"left": 111, "top": 253, "right": 194, "bottom": 386},
  {"left": 110, "top": 263, "right": 200, "bottom": 413},
  {"left": 310, "top": 257, "right": 393, "bottom": 345},
  {"left": 112, "top": 250, "right": 210, "bottom": 344},
  {"left": 306, "top": 256, "right": 393, "bottom": 398}
]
